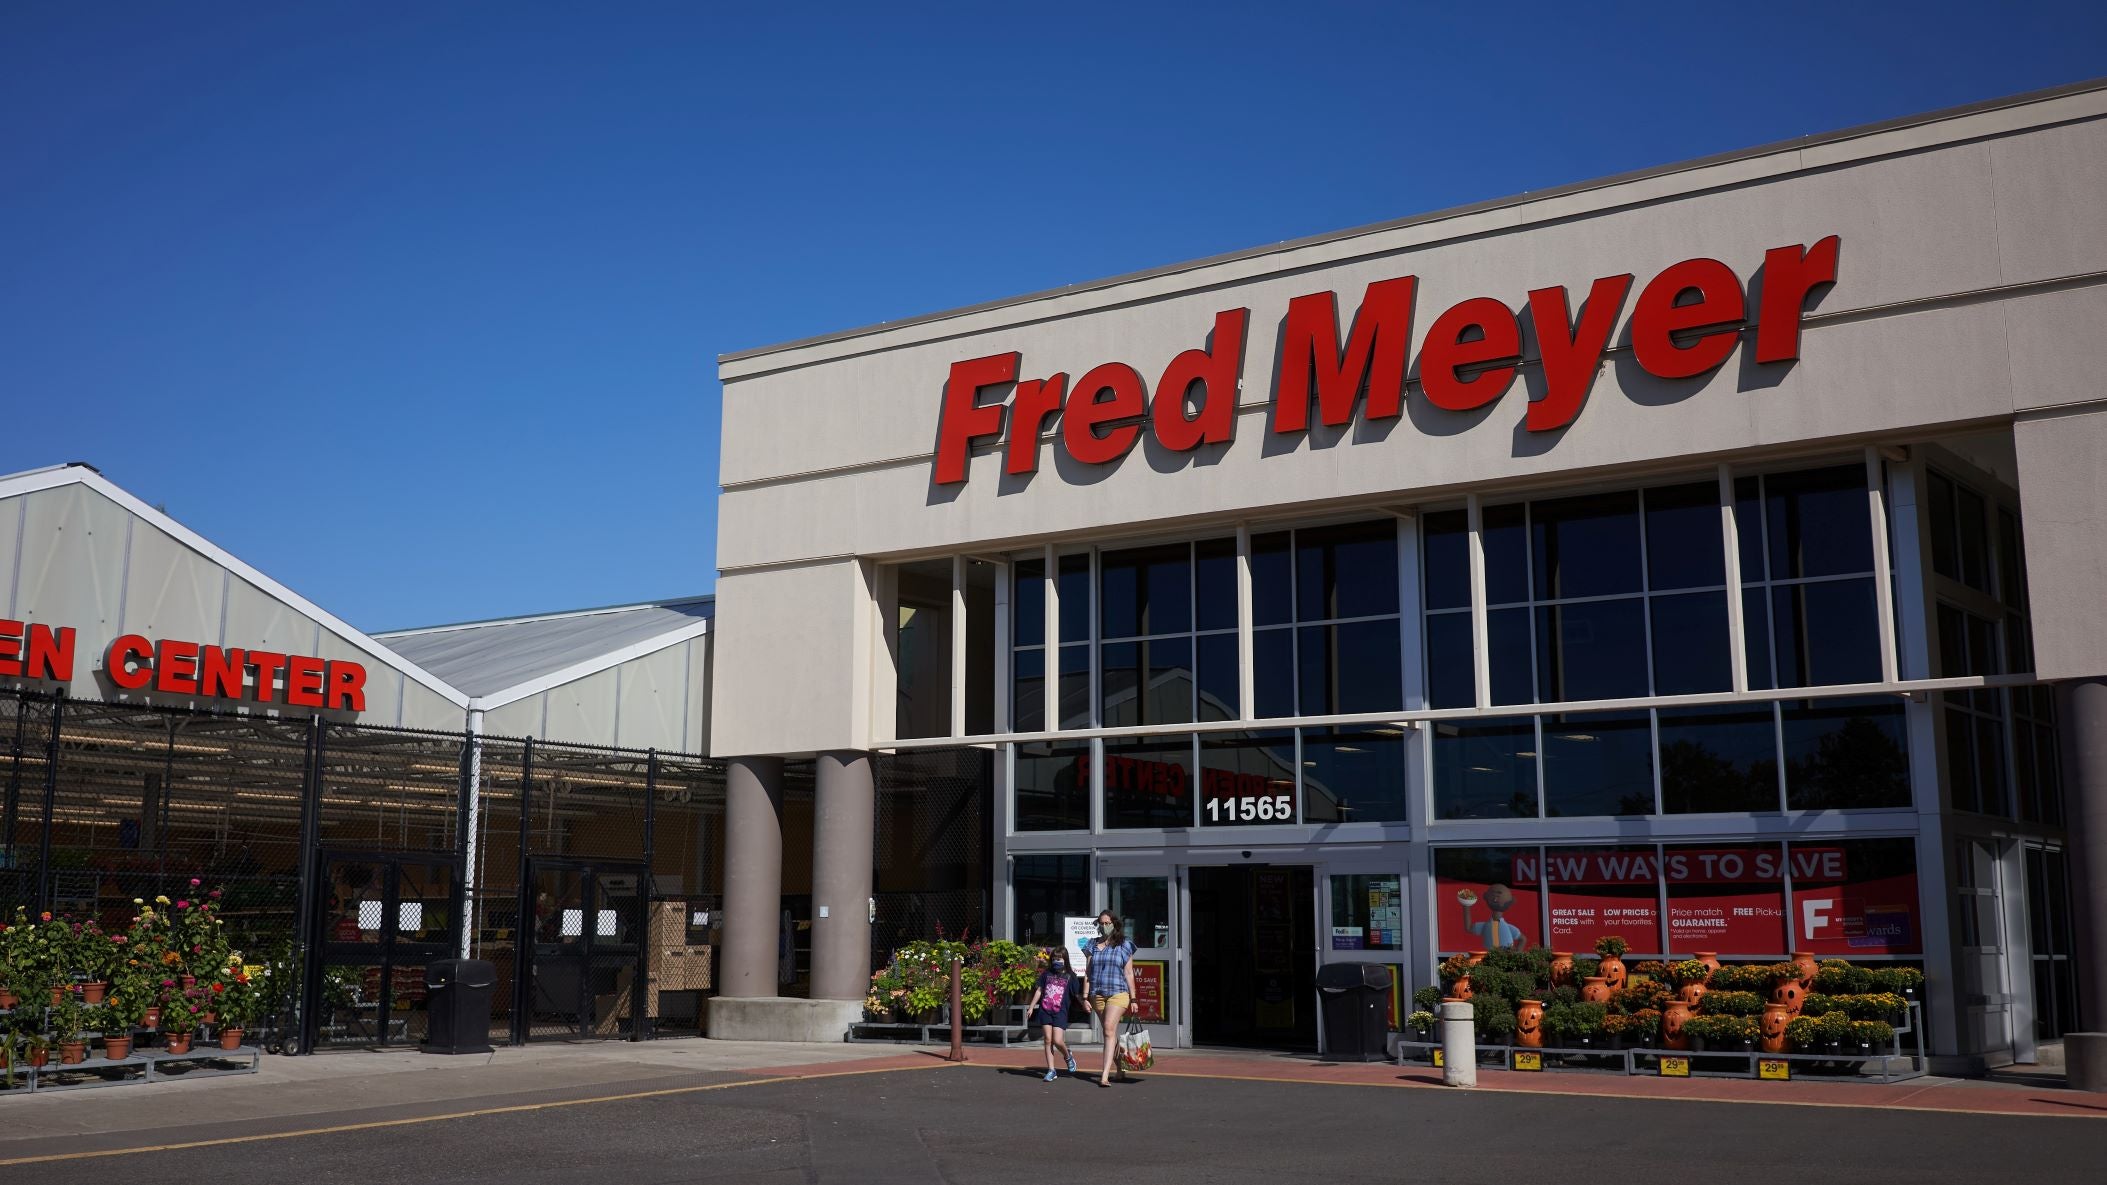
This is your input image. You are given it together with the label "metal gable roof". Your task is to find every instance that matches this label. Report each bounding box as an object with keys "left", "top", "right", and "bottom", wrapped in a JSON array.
[{"left": 374, "top": 597, "right": 713, "bottom": 703}]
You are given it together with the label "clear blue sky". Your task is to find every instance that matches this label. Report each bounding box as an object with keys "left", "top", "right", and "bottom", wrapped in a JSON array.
[{"left": 5, "top": 2, "right": 2102, "bottom": 631}]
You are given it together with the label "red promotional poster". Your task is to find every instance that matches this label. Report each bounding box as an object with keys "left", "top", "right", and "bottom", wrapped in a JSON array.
[
  {"left": 1664, "top": 843, "right": 1787, "bottom": 955},
  {"left": 1534, "top": 847, "right": 1664, "bottom": 954},
  {"left": 1433, "top": 848, "right": 1542, "bottom": 953},
  {"left": 1790, "top": 839, "right": 1923, "bottom": 955},
  {"left": 1131, "top": 960, "right": 1167, "bottom": 1022}
]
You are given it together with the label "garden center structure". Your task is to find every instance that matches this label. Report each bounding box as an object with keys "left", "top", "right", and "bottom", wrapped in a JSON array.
[{"left": 706, "top": 79, "right": 2107, "bottom": 1074}]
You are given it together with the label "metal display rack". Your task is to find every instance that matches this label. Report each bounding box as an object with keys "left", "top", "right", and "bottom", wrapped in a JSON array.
[
  {"left": 15, "top": 1045, "right": 261, "bottom": 1094},
  {"left": 1392, "top": 1001, "right": 1928, "bottom": 1083},
  {"left": 849, "top": 1002, "right": 1034, "bottom": 1047}
]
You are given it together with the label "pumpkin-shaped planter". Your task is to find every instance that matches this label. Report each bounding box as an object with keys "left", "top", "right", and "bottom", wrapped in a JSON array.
[
  {"left": 1770, "top": 979, "right": 1805, "bottom": 1016},
  {"left": 1580, "top": 976, "right": 1611, "bottom": 1004},
  {"left": 1760, "top": 1004, "right": 1791, "bottom": 1054},
  {"left": 1661, "top": 1001, "right": 1693, "bottom": 1051},
  {"left": 1549, "top": 952, "right": 1574, "bottom": 987},
  {"left": 1515, "top": 1000, "right": 1545, "bottom": 1048}
]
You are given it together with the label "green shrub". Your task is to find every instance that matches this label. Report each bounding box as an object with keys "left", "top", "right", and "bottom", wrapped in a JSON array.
[
  {"left": 1850, "top": 1019, "right": 1895, "bottom": 1049},
  {"left": 1548, "top": 984, "right": 1579, "bottom": 1006},
  {"left": 1413, "top": 985, "right": 1443, "bottom": 1013},
  {"left": 1472, "top": 993, "right": 1514, "bottom": 1040},
  {"left": 1544, "top": 1001, "right": 1607, "bottom": 1042},
  {"left": 1571, "top": 957, "right": 1601, "bottom": 984},
  {"left": 1697, "top": 990, "right": 1765, "bottom": 1017},
  {"left": 1594, "top": 936, "right": 1629, "bottom": 958},
  {"left": 1814, "top": 1011, "right": 1853, "bottom": 1043},
  {"left": 1813, "top": 959, "right": 1871, "bottom": 994},
  {"left": 1785, "top": 1016, "right": 1818, "bottom": 1050}
]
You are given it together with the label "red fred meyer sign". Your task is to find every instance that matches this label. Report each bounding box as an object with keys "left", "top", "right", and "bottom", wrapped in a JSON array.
[
  {"left": 933, "top": 237, "right": 1840, "bottom": 484},
  {"left": 0, "top": 620, "right": 368, "bottom": 713}
]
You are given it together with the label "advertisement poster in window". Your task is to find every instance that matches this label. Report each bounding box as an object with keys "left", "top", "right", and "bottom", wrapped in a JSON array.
[
  {"left": 1368, "top": 878, "right": 1403, "bottom": 949},
  {"left": 1433, "top": 848, "right": 1542, "bottom": 953},
  {"left": 1535, "top": 846, "right": 1664, "bottom": 954},
  {"left": 1789, "top": 839, "right": 1923, "bottom": 955},
  {"left": 1130, "top": 960, "right": 1167, "bottom": 1022},
  {"left": 1663, "top": 844, "right": 1787, "bottom": 954}
]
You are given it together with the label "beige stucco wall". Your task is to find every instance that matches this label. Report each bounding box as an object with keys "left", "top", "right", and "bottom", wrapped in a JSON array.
[{"left": 712, "top": 87, "right": 2107, "bottom": 757}]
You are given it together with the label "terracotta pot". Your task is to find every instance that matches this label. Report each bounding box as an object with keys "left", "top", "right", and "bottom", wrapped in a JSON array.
[
  {"left": 27, "top": 1047, "right": 49, "bottom": 1069},
  {"left": 1679, "top": 982, "right": 1708, "bottom": 1007},
  {"left": 1790, "top": 952, "right": 1818, "bottom": 990},
  {"left": 164, "top": 1033, "right": 194, "bottom": 1055},
  {"left": 143, "top": 1006, "right": 161, "bottom": 1030},
  {"left": 1598, "top": 955, "right": 1627, "bottom": 991},
  {"left": 102, "top": 1035, "right": 132, "bottom": 1060},
  {"left": 0, "top": 986, "right": 18, "bottom": 1009},
  {"left": 1760, "top": 1003, "right": 1791, "bottom": 1054},
  {"left": 219, "top": 1027, "right": 245, "bottom": 1050},
  {"left": 1694, "top": 952, "right": 1722, "bottom": 977},
  {"left": 79, "top": 981, "right": 108, "bottom": 1005},
  {"left": 1549, "top": 952, "right": 1574, "bottom": 987},
  {"left": 203, "top": 1011, "right": 216, "bottom": 1025},
  {"left": 1770, "top": 979, "right": 1805, "bottom": 1016},
  {"left": 1467, "top": 950, "right": 1487, "bottom": 966},
  {"left": 1580, "top": 975, "right": 1611, "bottom": 1004},
  {"left": 49, "top": 985, "right": 64, "bottom": 1006},
  {"left": 58, "top": 1040, "right": 87, "bottom": 1065},
  {"left": 1450, "top": 975, "right": 1473, "bottom": 1002},
  {"left": 1661, "top": 1001, "right": 1693, "bottom": 1051},
  {"left": 1515, "top": 1000, "right": 1544, "bottom": 1048}
]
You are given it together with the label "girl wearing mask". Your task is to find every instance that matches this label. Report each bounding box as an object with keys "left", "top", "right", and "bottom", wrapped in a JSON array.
[
  {"left": 1023, "top": 948, "right": 1081, "bottom": 1081},
  {"left": 1082, "top": 910, "right": 1137, "bottom": 1087}
]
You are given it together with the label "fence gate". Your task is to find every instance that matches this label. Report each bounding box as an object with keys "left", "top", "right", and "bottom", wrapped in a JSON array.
[
  {"left": 520, "top": 858, "right": 648, "bottom": 1039},
  {"left": 304, "top": 850, "right": 462, "bottom": 1050}
]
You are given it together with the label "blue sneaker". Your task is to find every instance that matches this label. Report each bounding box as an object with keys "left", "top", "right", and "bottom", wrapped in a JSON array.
[
  {"left": 1043, "top": 1069, "right": 1058, "bottom": 1082},
  {"left": 1064, "top": 1051, "right": 1077, "bottom": 1073}
]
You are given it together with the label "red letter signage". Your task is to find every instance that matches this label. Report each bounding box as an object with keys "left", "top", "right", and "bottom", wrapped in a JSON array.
[{"left": 929, "top": 238, "right": 1839, "bottom": 483}]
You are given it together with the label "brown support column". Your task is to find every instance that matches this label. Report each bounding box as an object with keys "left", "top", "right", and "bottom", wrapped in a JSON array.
[
  {"left": 2056, "top": 678, "right": 2107, "bottom": 1034},
  {"left": 720, "top": 755, "right": 784, "bottom": 999},
  {"left": 810, "top": 751, "right": 876, "bottom": 1001}
]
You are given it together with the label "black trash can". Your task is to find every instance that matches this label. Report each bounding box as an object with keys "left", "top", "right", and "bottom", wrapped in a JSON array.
[
  {"left": 423, "top": 958, "right": 497, "bottom": 1055},
  {"left": 1316, "top": 963, "right": 1393, "bottom": 1062}
]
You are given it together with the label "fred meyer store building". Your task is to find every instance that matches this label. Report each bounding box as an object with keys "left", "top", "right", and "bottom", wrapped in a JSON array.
[{"left": 708, "top": 81, "right": 2107, "bottom": 1073}]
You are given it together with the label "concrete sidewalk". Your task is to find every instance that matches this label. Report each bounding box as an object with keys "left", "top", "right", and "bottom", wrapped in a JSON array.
[{"left": 0, "top": 1038, "right": 886, "bottom": 1149}]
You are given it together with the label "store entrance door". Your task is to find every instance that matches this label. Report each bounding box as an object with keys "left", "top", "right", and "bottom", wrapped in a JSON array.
[
  {"left": 305, "top": 851, "right": 460, "bottom": 1051},
  {"left": 521, "top": 859, "right": 647, "bottom": 1040},
  {"left": 1188, "top": 864, "right": 1316, "bottom": 1049}
]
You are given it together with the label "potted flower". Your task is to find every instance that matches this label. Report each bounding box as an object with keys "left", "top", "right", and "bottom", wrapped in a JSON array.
[
  {"left": 160, "top": 988, "right": 201, "bottom": 1055},
  {"left": 1814, "top": 1010, "right": 1852, "bottom": 1057},
  {"left": 1626, "top": 1008, "right": 1661, "bottom": 1049},
  {"left": 1405, "top": 1009, "right": 1436, "bottom": 1040},
  {"left": 1593, "top": 936, "right": 1629, "bottom": 990},
  {"left": 1785, "top": 1014, "right": 1818, "bottom": 1053},
  {"left": 49, "top": 996, "right": 87, "bottom": 1064},
  {"left": 216, "top": 958, "right": 259, "bottom": 1049},
  {"left": 1850, "top": 1019, "right": 1895, "bottom": 1056},
  {"left": 86, "top": 1004, "right": 133, "bottom": 1061}
]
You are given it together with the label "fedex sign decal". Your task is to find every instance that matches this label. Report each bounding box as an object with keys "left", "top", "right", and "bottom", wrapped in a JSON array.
[{"left": 933, "top": 237, "right": 1840, "bottom": 485}]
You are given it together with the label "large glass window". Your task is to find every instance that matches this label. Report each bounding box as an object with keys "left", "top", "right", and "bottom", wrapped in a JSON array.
[
  {"left": 1100, "top": 540, "right": 1234, "bottom": 726},
  {"left": 1301, "top": 727, "right": 1406, "bottom": 823},
  {"left": 1255, "top": 521, "right": 1403, "bottom": 718},
  {"left": 1010, "top": 554, "right": 1093, "bottom": 732},
  {"left": 1431, "top": 717, "right": 1537, "bottom": 819},
  {"left": 1013, "top": 854, "right": 1090, "bottom": 946},
  {"left": 1433, "top": 847, "right": 1543, "bottom": 953},
  {"left": 1102, "top": 734, "right": 1194, "bottom": 830},
  {"left": 1014, "top": 742, "right": 1090, "bottom": 832},
  {"left": 1198, "top": 731, "right": 1297, "bottom": 827},
  {"left": 1427, "top": 465, "right": 1913, "bottom": 820},
  {"left": 1737, "top": 466, "right": 1881, "bottom": 690}
]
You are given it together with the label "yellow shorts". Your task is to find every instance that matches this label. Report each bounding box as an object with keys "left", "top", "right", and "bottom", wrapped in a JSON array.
[{"left": 1091, "top": 992, "right": 1132, "bottom": 1011}]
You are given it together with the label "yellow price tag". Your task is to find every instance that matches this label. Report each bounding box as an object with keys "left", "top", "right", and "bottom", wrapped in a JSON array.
[
  {"left": 1659, "top": 1056, "right": 1691, "bottom": 1077},
  {"left": 244, "top": 964, "right": 266, "bottom": 981},
  {"left": 1759, "top": 1059, "right": 1790, "bottom": 1081},
  {"left": 1432, "top": 1048, "right": 1444, "bottom": 1067},
  {"left": 1512, "top": 1051, "right": 1542, "bottom": 1071}
]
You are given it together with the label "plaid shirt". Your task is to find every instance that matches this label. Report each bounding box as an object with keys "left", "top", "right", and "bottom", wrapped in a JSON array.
[{"left": 1085, "top": 938, "right": 1135, "bottom": 997}]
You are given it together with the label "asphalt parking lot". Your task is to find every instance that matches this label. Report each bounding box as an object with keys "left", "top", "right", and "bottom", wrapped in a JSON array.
[{"left": 7, "top": 1059, "right": 2102, "bottom": 1185}]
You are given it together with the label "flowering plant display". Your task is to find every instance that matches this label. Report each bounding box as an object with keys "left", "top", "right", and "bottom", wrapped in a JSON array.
[{"left": 159, "top": 985, "right": 202, "bottom": 1035}]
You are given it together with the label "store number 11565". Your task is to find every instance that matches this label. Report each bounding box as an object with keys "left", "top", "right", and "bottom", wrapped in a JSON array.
[{"left": 1205, "top": 794, "right": 1293, "bottom": 823}]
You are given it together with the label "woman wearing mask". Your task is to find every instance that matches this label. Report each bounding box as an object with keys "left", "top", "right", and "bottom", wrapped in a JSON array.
[
  {"left": 1082, "top": 910, "right": 1137, "bottom": 1087},
  {"left": 1022, "top": 949, "right": 1080, "bottom": 1081}
]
